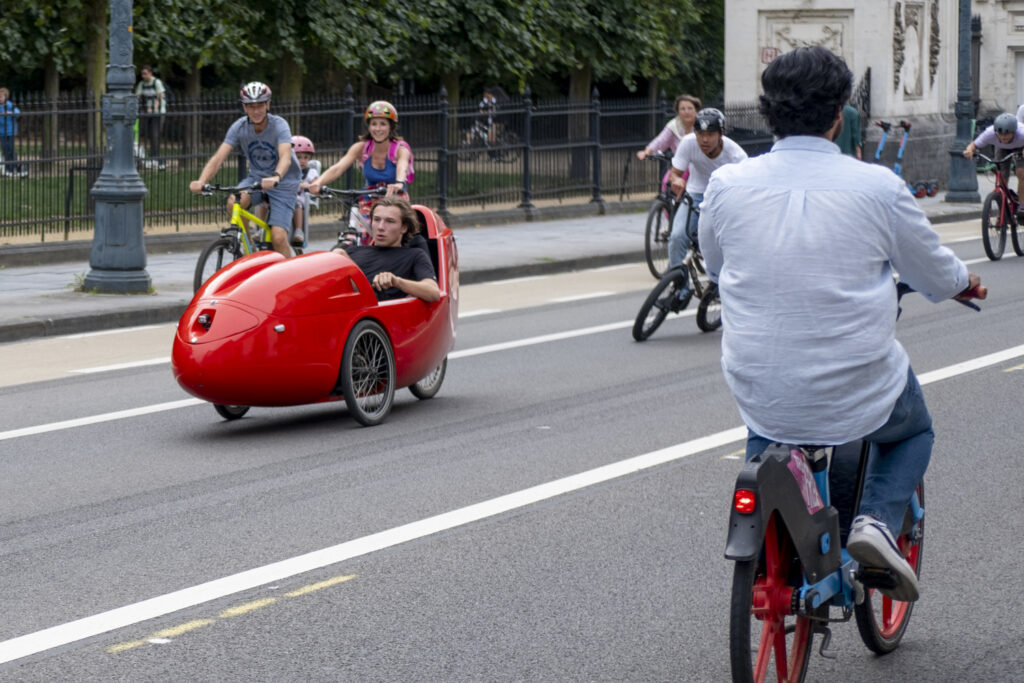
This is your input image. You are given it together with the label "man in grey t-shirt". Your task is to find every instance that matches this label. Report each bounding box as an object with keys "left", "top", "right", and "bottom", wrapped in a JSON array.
[{"left": 189, "top": 81, "right": 301, "bottom": 257}]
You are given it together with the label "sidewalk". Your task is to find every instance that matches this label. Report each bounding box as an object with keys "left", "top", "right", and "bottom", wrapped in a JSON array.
[{"left": 0, "top": 180, "right": 991, "bottom": 344}]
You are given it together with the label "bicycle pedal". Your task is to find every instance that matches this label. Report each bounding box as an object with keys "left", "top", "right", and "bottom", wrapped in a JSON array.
[
  {"left": 855, "top": 567, "right": 899, "bottom": 590},
  {"left": 816, "top": 626, "right": 837, "bottom": 660}
]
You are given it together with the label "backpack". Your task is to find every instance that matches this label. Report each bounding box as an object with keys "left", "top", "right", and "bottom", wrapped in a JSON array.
[{"left": 360, "top": 139, "right": 414, "bottom": 184}]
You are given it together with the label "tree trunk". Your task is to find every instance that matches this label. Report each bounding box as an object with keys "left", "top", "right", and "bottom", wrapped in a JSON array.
[
  {"left": 568, "top": 64, "right": 592, "bottom": 182},
  {"left": 84, "top": 0, "right": 107, "bottom": 157},
  {"left": 277, "top": 54, "right": 303, "bottom": 132}
]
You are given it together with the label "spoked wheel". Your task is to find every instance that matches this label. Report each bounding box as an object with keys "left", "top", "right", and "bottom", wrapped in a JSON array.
[
  {"left": 194, "top": 236, "right": 241, "bottom": 292},
  {"left": 644, "top": 199, "right": 673, "bottom": 278},
  {"left": 1011, "top": 211, "right": 1024, "bottom": 257},
  {"left": 214, "top": 404, "right": 250, "bottom": 420},
  {"left": 409, "top": 357, "right": 447, "bottom": 400},
  {"left": 632, "top": 269, "right": 689, "bottom": 342},
  {"left": 341, "top": 320, "right": 395, "bottom": 426},
  {"left": 696, "top": 283, "right": 722, "bottom": 332},
  {"left": 730, "top": 513, "right": 815, "bottom": 683},
  {"left": 854, "top": 482, "right": 924, "bottom": 654},
  {"left": 981, "top": 192, "right": 1007, "bottom": 261}
]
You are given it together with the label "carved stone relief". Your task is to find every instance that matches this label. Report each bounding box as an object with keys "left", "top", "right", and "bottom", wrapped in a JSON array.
[
  {"left": 759, "top": 10, "right": 853, "bottom": 84},
  {"left": 902, "top": 2, "right": 925, "bottom": 98},
  {"left": 928, "top": 0, "right": 940, "bottom": 87},
  {"left": 893, "top": 3, "right": 905, "bottom": 91}
]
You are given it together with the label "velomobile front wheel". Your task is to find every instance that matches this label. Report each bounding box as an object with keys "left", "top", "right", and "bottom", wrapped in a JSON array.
[
  {"left": 214, "top": 404, "right": 250, "bottom": 420},
  {"left": 341, "top": 320, "right": 395, "bottom": 426}
]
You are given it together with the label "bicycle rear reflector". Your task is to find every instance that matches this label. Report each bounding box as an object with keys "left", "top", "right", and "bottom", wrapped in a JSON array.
[{"left": 734, "top": 489, "right": 756, "bottom": 514}]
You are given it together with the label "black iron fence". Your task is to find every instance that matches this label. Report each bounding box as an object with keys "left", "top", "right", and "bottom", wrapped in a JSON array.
[{"left": 0, "top": 88, "right": 773, "bottom": 241}]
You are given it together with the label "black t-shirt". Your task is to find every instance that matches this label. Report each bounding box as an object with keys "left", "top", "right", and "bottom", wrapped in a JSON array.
[{"left": 344, "top": 243, "right": 436, "bottom": 300}]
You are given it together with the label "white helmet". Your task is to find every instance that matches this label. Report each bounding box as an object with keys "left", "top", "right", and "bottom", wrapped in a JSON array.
[{"left": 240, "top": 81, "right": 271, "bottom": 103}]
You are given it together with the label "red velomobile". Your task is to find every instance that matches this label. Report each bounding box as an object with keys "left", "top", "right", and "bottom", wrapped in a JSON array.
[{"left": 171, "top": 204, "right": 458, "bottom": 426}]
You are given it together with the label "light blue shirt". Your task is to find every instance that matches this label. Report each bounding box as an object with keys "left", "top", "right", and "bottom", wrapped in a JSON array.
[{"left": 698, "top": 135, "right": 968, "bottom": 444}]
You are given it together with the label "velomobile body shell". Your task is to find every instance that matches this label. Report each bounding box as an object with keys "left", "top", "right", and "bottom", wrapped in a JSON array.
[{"left": 172, "top": 205, "right": 458, "bottom": 408}]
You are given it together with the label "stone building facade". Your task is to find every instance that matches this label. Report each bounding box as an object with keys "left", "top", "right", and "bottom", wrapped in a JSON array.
[
  {"left": 724, "top": 1, "right": 961, "bottom": 186},
  {"left": 973, "top": 0, "right": 1024, "bottom": 115}
]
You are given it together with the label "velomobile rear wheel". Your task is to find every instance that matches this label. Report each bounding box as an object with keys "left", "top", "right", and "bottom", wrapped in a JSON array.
[
  {"left": 409, "top": 357, "right": 447, "bottom": 400},
  {"left": 341, "top": 320, "right": 395, "bottom": 426},
  {"left": 214, "top": 404, "right": 250, "bottom": 420}
]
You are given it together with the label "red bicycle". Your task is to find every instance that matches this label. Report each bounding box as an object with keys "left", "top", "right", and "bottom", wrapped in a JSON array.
[{"left": 974, "top": 151, "right": 1024, "bottom": 260}]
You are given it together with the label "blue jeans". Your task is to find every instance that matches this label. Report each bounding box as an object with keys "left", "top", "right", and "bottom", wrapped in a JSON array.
[
  {"left": 1, "top": 135, "right": 17, "bottom": 174},
  {"left": 745, "top": 366, "right": 932, "bottom": 533},
  {"left": 668, "top": 192, "right": 702, "bottom": 270}
]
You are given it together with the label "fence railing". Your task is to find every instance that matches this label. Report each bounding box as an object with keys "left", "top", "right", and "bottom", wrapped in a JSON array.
[{"left": 0, "top": 88, "right": 773, "bottom": 241}]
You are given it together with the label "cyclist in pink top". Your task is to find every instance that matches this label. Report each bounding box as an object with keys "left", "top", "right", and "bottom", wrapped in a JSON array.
[{"left": 636, "top": 95, "right": 700, "bottom": 191}]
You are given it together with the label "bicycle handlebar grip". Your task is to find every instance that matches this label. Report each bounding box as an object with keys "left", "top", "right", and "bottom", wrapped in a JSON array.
[{"left": 958, "top": 284, "right": 987, "bottom": 300}]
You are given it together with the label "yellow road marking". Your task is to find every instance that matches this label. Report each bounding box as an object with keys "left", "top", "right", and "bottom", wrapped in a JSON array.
[
  {"left": 285, "top": 574, "right": 357, "bottom": 597},
  {"left": 1004, "top": 363, "right": 1024, "bottom": 372},
  {"left": 107, "top": 575, "right": 358, "bottom": 654},
  {"left": 106, "top": 640, "right": 147, "bottom": 654},
  {"left": 151, "top": 619, "right": 216, "bottom": 638},
  {"left": 720, "top": 448, "right": 745, "bottom": 460},
  {"left": 218, "top": 597, "right": 278, "bottom": 618}
]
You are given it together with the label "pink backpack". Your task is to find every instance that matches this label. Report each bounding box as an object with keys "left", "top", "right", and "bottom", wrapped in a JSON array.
[{"left": 360, "top": 139, "right": 414, "bottom": 184}]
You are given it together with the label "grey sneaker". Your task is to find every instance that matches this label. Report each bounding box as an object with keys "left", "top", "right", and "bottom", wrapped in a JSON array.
[{"left": 847, "top": 515, "right": 919, "bottom": 602}]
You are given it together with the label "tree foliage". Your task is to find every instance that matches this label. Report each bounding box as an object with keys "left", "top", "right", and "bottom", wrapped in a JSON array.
[{"left": 0, "top": 0, "right": 722, "bottom": 102}]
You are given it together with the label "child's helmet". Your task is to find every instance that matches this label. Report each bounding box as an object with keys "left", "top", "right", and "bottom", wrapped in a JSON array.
[
  {"left": 240, "top": 82, "right": 272, "bottom": 103},
  {"left": 994, "top": 113, "right": 1017, "bottom": 134},
  {"left": 365, "top": 101, "right": 398, "bottom": 122},
  {"left": 292, "top": 135, "right": 315, "bottom": 154}
]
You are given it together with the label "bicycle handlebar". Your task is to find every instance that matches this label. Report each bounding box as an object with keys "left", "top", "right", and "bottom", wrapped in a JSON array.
[
  {"left": 972, "top": 151, "right": 1022, "bottom": 165},
  {"left": 316, "top": 186, "right": 389, "bottom": 199},
  {"left": 897, "top": 281, "right": 987, "bottom": 312},
  {"left": 644, "top": 150, "right": 674, "bottom": 162},
  {"left": 200, "top": 182, "right": 264, "bottom": 196}
]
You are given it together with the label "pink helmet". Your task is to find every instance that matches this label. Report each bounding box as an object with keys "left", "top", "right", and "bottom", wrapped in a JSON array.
[
  {"left": 364, "top": 100, "right": 398, "bottom": 122},
  {"left": 240, "top": 81, "right": 271, "bottom": 103},
  {"left": 292, "top": 135, "right": 315, "bottom": 154}
]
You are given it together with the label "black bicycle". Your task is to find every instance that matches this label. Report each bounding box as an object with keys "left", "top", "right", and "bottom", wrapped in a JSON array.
[
  {"left": 642, "top": 150, "right": 679, "bottom": 279},
  {"left": 633, "top": 194, "right": 721, "bottom": 340}
]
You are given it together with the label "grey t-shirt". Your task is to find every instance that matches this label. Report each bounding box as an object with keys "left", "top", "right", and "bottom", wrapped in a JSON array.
[{"left": 224, "top": 113, "right": 300, "bottom": 192}]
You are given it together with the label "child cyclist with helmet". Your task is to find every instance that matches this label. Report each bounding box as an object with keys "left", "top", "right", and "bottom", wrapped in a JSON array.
[
  {"left": 308, "top": 101, "right": 412, "bottom": 243},
  {"left": 189, "top": 81, "right": 301, "bottom": 257},
  {"left": 963, "top": 112, "right": 1024, "bottom": 203},
  {"left": 291, "top": 134, "right": 319, "bottom": 243}
]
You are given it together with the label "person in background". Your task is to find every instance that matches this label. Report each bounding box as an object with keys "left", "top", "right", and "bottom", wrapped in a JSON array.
[
  {"left": 963, "top": 113, "right": 1024, "bottom": 200},
  {"left": 0, "top": 87, "right": 26, "bottom": 178},
  {"left": 835, "top": 103, "right": 862, "bottom": 159},
  {"left": 637, "top": 94, "right": 701, "bottom": 192},
  {"left": 135, "top": 66, "right": 166, "bottom": 170}
]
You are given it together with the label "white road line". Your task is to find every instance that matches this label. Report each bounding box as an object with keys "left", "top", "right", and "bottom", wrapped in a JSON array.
[
  {"left": 63, "top": 325, "right": 164, "bottom": 340},
  {"left": 71, "top": 358, "right": 171, "bottom": 374},
  {"left": 458, "top": 309, "right": 503, "bottom": 318},
  {"left": 1, "top": 344, "right": 1020, "bottom": 665},
  {"left": 548, "top": 291, "right": 616, "bottom": 303},
  {"left": 0, "top": 399, "right": 203, "bottom": 442}
]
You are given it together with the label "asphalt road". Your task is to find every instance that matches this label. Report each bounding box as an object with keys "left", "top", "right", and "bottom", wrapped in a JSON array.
[{"left": 1, "top": 237, "right": 1023, "bottom": 682}]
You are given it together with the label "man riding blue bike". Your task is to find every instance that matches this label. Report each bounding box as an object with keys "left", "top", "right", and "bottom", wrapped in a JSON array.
[{"left": 699, "top": 46, "right": 984, "bottom": 602}]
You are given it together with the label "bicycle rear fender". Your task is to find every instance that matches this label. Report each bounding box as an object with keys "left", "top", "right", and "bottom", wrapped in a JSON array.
[{"left": 725, "top": 444, "right": 842, "bottom": 584}]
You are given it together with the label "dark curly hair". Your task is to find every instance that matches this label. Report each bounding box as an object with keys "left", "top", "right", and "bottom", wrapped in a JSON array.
[{"left": 758, "top": 46, "right": 853, "bottom": 138}]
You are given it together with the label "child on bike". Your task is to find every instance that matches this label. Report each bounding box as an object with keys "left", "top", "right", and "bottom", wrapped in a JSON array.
[
  {"left": 963, "top": 112, "right": 1024, "bottom": 202},
  {"left": 189, "top": 81, "right": 301, "bottom": 258},
  {"left": 291, "top": 135, "right": 320, "bottom": 244},
  {"left": 308, "top": 101, "right": 412, "bottom": 243}
]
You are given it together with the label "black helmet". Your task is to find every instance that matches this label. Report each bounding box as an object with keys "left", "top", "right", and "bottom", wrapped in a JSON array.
[
  {"left": 695, "top": 108, "right": 725, "bottom": 133},
  {"left": 994, "top": 113, "right": 1017, "bottom": 135}
]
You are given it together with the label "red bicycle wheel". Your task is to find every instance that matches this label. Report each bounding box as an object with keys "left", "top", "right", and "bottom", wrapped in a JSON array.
[
  {"left": 854, "top": 482, "right": 924, "bottom": 654},
  {"left": 730, "top": 513, "right": 814, "bottom": 682}
]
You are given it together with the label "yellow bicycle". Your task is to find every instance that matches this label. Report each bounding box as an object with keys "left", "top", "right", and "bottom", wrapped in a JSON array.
[{"left": 193, "top": 183, "right": 303, "bottom": 292}]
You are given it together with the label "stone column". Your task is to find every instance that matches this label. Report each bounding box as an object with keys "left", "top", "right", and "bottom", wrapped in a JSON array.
[{"left": 84, "top": 0, "right": 151, "bottom": 293}]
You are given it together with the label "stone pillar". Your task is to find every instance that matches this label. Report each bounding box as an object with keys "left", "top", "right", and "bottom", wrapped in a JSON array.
[{"left": 84, "top": 0, "right": 151, "bottom": 293}]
